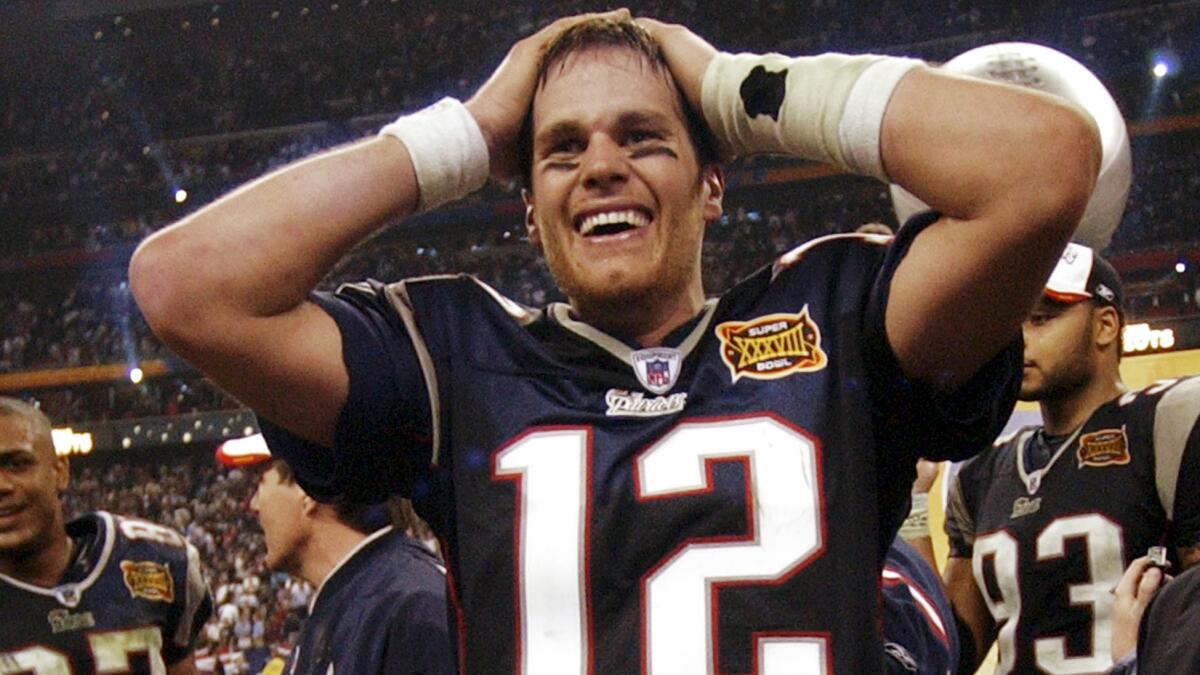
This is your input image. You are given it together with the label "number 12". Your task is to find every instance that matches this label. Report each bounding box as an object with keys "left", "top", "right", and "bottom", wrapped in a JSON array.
[{"left": 493, "top": 415, "right": 829, "bottom": 675}]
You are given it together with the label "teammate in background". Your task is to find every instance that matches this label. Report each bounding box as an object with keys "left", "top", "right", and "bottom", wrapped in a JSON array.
[
  {"left": 215, "top": 434, "right": 455, "bottom": 675},
  {"left": 130, "top": 10, "right": 1100, "bottom": 673},
  {"left": 942, "top": 244, "right": 1200, "bottom": 674},
  {"left": 0, "top": 397, "right": 211, "bottom": 674}
]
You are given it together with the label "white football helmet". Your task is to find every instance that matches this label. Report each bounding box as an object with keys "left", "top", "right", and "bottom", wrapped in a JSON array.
[{"left": 890, "top": 42, "right": 1132, "bottom": 250}]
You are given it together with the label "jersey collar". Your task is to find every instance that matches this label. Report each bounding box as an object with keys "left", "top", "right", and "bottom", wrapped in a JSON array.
[
  {"left": 1016, "top": 426, "right": 1085, "bottom": 495},
  {"left": 547, "top": 299, "right": 719, "bottom": 366},
  {"left": 0, "top": 511, "right": 115, "bottom": 608},
  {"left": 308, "top": 525, "right": 395, "bottom": 613}
]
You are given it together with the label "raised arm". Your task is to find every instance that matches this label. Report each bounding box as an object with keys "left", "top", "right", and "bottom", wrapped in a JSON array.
[
  {"left": 641, "top": 19, "right": 1100, "bottom": 391},
  {"left": 129, "top": 133, "right": 417, "bottom": 445},
  {"left": 879, "top": 69, "right": 1098, "bottom": 389},
  {"left": 130, "top": 11, "right": 627, "bottom": 446}
]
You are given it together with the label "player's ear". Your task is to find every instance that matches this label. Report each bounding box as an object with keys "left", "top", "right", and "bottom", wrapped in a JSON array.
[
  {"left": 522, "top": 189, "right": 542, "bottom": 249},
  {"left": 53, "top": 454, "right": 69, "bottom": 492},
  {"left": 1093, "top": 305, "right": 1121, "bottom": 351},
  {"left": 299, "top": 493, "right": 319, "bottom": 517},
  {"left": 700, "top": 163, "right": 725, "bottom": 225}
]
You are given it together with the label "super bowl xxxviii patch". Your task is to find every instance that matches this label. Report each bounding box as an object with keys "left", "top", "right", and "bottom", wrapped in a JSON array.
[
  {"left": 716, "top": 307, "right": 827, "bottom": 382},
  {"left": 121, "top": 560, "right": 174, "bottom": 603},
  {"left": 1076, "top": 426, "right": 1130, "bottom": 468}
]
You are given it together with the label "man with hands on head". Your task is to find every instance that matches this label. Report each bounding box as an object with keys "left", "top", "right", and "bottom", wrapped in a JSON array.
[{"left": 131, "top": 10, "right": 1099, "bottom": 674}]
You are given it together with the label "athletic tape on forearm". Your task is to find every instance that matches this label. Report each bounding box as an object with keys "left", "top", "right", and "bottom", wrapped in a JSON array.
[
  {"left": 701, "top": 52, "right": 921, "bottom": 181},
  {"left": 899, "top": 492, "right": 930, "bottom": 541},
  {"left": 378, "top": 97, "right": 489, "bottom": 212}
]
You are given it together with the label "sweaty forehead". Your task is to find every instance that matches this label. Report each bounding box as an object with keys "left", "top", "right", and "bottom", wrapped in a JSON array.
[{"left": 533, "top": 46, "right": 685, "bottom": 127}]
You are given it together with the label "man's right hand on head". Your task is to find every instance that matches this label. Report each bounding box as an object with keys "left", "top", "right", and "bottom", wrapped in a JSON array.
[
  {"left": 633, "top": 18, "right": 717, "bottom": 137},
  {"left": 466, "top": 9, "right": 631, "bottom": 183}
]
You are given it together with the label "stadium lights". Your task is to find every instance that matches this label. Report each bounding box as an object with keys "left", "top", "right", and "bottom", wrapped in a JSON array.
[
  {"left": 174, "top": 188, "right": 188, "bottom": 203},
  {"left": 1149, "top": 49, "right": 1180, "bottom": 80}
]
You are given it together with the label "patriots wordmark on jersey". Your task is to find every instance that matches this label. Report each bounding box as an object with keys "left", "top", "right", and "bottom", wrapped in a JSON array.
[
  {"left": 946, "top": 376, "right": 1200, "bottom": 674},
  {"left": 0, "top": 512, "right": 212, "bottom": 675},
  {"left": 261, "top": 217, "right": 1020, "bottom": 675}
]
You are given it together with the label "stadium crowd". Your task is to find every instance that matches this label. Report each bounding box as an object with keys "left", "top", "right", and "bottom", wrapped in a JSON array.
[{"left": 2, "top": 0, "right": 1198, "bottom": 257}]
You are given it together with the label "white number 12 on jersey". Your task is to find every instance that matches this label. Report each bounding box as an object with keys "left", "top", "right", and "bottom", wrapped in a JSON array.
[{"left": 494, "top": 415, "right": 828, "bottom": 675}]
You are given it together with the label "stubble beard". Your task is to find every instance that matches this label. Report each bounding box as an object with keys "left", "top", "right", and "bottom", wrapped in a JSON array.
[
  {"left": 542, "top": 221, "right": 704, "bottom": 337},
  {"left": 1019, "top": 325, "right": 1096, "bottom": 403}
]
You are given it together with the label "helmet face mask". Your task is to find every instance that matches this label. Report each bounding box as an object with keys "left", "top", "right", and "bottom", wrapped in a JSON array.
[{"left": 889, "top": 42, "right": 1131, "bottom": 250}]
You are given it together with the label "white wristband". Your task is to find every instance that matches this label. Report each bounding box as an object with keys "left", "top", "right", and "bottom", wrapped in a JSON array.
[
  {"left": 899, "top": 492, "right": 930, "bottom": 541},
  {"left": 379, "top": 97, "right": 489, "bottom": 212},
  {"left": 838, "top": 58, "right": 923, "bottom": 180},
  {"left": 701, "top": 52, "right": 921, "bottom": 181}
]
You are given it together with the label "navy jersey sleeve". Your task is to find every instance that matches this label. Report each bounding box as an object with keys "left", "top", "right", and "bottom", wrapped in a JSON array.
[
  {"left": 163, "top": 541, "right": 213, "bottom": 664},
  {"left": 882, "top": 539, "right": 959, "bottom": 675},
  {"left": 259, "top": 281, "right": 433, "bottom": 503},
  {"left": 863, "top": 212, "right": 1023, "bottom": 464}
]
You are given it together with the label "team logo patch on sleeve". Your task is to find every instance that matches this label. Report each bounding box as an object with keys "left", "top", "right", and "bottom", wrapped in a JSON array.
[
  {"left": 1076, "top": 426, "right": 1130, "bottom": 468},
  {"left": 120, "top": 560, "right": 175, "bottom": 602},
  {"left": 740, "top": 65, "right": 788, "bottom": 121},
  {"left": 715, "top": 307, "right": 827, "bottom": 382}
]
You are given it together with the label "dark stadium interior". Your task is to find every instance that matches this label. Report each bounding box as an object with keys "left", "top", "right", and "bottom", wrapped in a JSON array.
[{"left": 2, "top": 0, "right": 1198, "bottom": 668}]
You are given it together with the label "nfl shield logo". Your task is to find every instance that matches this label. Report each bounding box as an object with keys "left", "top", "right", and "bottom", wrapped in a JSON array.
[
  {"left": 645, "top": 360, "right": 671, "bottom": 388},
  {"left": 631, "top": 347, "right": 683, "bottom": 394}
]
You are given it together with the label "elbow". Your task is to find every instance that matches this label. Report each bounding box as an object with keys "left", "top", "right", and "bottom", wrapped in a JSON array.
[
  {"left": 129, "top": 230, "right": 206, "bottom": 349},
  {"left": 1033, "top": 103, "right": 1103, "bottom": 240}
]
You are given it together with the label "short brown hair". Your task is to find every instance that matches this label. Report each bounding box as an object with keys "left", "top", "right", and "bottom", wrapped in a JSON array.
[
  {"left": 265, "top": 459, "right": 382, "bottom": 535},
  {"left": 517, "top": 17, "right": 718, "bottom": 188}
]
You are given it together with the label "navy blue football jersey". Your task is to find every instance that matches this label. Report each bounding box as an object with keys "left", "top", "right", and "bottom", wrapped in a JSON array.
[
  {"left": 945, "top": 377, "right": 1200, "bottom": 674},
  {"left": 882, "top": 539, "right": 958, "bottom": 675},
  {"left": 0, "top": 511, "right": 212, "bottom": 674},
  {"left": 262, "top": 216, "right": 1020, "bottom": 675},
  {"left": 287, "top": 526, "right": 455, "bottom": 675}
]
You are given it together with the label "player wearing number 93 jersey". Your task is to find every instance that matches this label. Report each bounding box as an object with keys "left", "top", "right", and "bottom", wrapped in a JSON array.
[
  {"left": 943, "top": 245, "right": 1200, "bottom": 674},
  {"left": 0, "top": 398, "right": 212, "bottom": 675}
]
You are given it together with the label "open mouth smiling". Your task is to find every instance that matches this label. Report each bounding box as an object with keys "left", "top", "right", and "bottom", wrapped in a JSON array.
[{"left": 575, "top": 208, "right": 652, "bottom": 237}]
